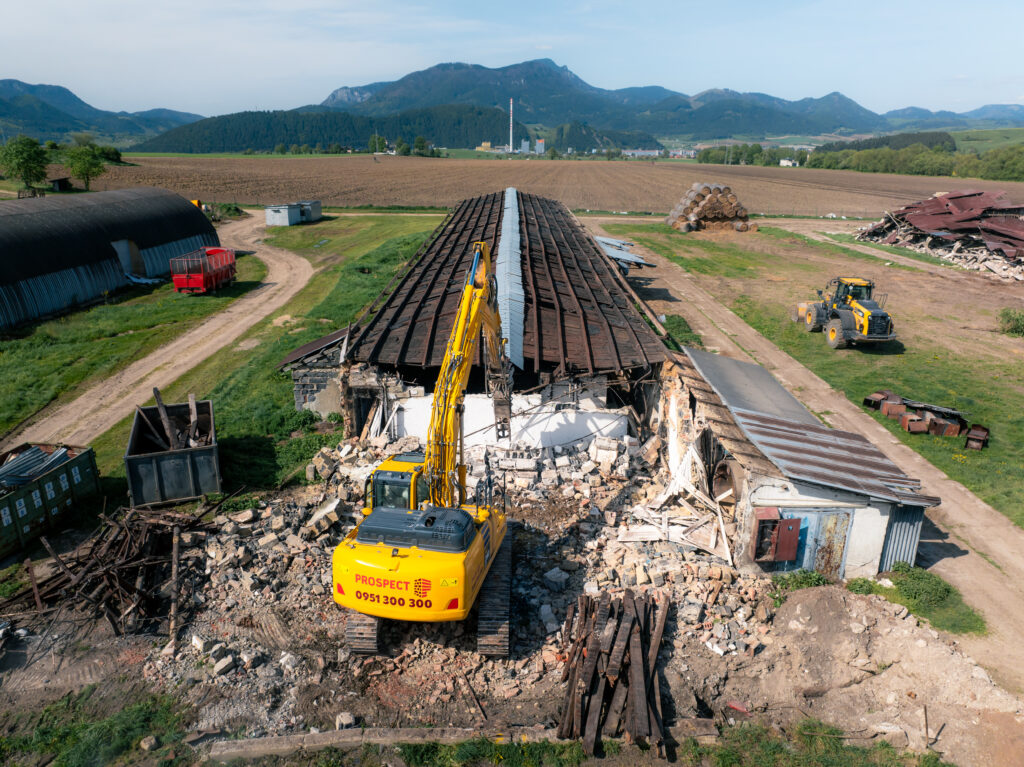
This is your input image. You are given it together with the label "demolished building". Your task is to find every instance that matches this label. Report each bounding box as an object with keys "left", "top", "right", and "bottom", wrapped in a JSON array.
[
  {"left": 281, "top": 189, "right": 667, "bottom": 448},
  {"left": 656, "top": 349, "right": 939, "bottom": 579}
]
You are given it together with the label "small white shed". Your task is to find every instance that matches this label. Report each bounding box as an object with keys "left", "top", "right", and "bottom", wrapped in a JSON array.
[{"left": 265, "top": 204, "right": 301, "bottom": 227}]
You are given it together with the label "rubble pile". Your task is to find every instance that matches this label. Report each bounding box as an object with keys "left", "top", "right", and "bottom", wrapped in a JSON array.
[
  {"left": 858, "top": 190, "right": 1024, "bottom": 280},
  {"left": 666, "top": 182, "right": 755, "bottom": 233}
]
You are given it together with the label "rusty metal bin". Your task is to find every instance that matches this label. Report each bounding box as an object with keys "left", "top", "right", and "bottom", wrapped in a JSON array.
[{"left": 125, "top": 400, "right": 221, "bottom": 507}]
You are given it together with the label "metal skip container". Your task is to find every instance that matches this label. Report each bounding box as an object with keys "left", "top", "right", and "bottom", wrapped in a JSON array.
[{"left": 124, "top": 398, "right": 222, "bottom": 506}]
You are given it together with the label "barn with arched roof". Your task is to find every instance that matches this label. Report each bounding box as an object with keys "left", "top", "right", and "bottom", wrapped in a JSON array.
[{"left": 0, "top": 187, "right": 218, "bottom": 329}]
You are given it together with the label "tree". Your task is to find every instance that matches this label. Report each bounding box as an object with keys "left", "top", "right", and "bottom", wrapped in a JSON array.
[
  {"left": 69, "top": 132, "right": 95, "bottom": 147},
  {"left": 0, "top": 135, "right": 48, "bottom": 188},
  {"left": 413, "top": 135, "right": 428, "bottom": 155},
  {"left": 546, "top": 146, "right": 561, "bottom": 159},
  {"left": 64, "top": 145, "right": 106, "bottom": 190},
  {"left": 368, "top": 134, "right": 387, "bottom": 153},
  {"left": 274, "top": 143, "right": 287, "bottom": 154}
]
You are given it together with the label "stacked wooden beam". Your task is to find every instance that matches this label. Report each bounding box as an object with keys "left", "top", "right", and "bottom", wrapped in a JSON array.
[
  {"left": 666, "top": 182, "right": 755, "bottom": 233},
  {"left": 557, "top": 589, "right": 669, "bottom": 756},
  {"left": 0, "top": 503, "right": 217, "bottom": 642}
]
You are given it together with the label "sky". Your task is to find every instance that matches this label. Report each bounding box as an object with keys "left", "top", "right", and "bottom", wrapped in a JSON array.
[{"left": 4, "top": 0, "right": 1024, "bottom": 117}]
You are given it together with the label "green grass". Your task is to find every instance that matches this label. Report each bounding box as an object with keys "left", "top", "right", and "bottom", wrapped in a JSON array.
[
  {"left": 678, "top": 719, "right": 954, "bottom": 767},
  {"left": 847, "top": 564, "right": 985, "bottom": 635},
  {"left": 770, "top": 570, "right": 830, "bottom": 606},
  {"left": 603, "top": 222, "right": 762, "bottom": 277},
  {"left": 732, "top": 294, "right": 1024, "bottom": 526},
  {"left": 398, "top": 738, "right": 585, "bottom": 767},
  {"left": 0, "top": 562, "right": 27, "bottom": 599},
  {"left": 757, "top": 227, "right": 921, "bottom": 271},
  {"left": 663, "top": 314, "right": 704, "bottom": 350},
  {"left": 0, "top": 254, "right": 266, "bottom": 437},
  {"left": 952, "top": 127, "right": 1024, "bottom": 153},
  {"left": 0, "top": 685, "right": 186, "bottom": 766},
  {"left": 87, "top": 216, "right": 441, "bottom": 493},
  {"left": 998, "top": 307, "right": 1024, "bottom": 337},
  {"left": 824, "top": 232, "right": 949, "bottom": 268}
]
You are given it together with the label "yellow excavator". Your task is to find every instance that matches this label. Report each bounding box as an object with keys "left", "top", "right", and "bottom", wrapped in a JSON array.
[
  {"left": 794, "top": 277, "right": 896, "bottom": 349},
  {"left": 332, "top": 241, "right": 513, "bottom": 655}
]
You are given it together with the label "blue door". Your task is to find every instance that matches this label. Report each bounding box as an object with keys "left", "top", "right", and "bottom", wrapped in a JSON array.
[{"left": 776, "top": 509, "right": 852, "bottom": 579}]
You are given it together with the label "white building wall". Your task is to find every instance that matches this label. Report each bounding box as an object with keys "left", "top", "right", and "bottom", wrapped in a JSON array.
[
  {"left": 394, "top": 393, "right": 628, "bottom": 449},
  {"left": 842, "top": 504, "right": 891, "bottom": 578}
]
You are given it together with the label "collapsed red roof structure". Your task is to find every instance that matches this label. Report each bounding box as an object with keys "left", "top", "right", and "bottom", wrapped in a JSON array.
[{"left": 859, "top": 191, "right": 1024, "bottom": 277}]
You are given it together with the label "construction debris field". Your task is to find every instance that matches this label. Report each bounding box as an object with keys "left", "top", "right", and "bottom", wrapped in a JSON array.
[
  {"left": 100, "top": 155, "right": 1024, "bottom": 218},
  {"left": 5, "top": 169, "right": 1024, "bottom": 765}
]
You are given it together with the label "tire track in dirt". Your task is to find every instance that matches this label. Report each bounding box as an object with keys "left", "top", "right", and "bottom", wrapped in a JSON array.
[
  {"left": 586, "top": 219, "right": 1024, "bottom": 694},
  {"left": 0, "top": 212, "right": 313, "bottom": 451}
]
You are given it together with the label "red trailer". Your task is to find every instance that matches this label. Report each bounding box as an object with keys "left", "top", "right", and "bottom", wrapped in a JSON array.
[{"left": 170, "top": 247, "right": 237, "bottom": 294}]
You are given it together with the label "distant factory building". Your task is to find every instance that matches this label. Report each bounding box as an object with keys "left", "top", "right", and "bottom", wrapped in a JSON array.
[
  {"left": 535, "top": 139, "right": 545, "bottom": 155},
  {"left": 520, "top": 139, "right": 530, "bottom": 154},
  {"left": 0, "top": 187, "right": 218, "bottom": 330}
]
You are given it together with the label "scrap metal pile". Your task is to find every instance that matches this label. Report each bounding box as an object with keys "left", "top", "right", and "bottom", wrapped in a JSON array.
[
  {"left": 858, "top": 190, "right": 1024, "bottom": 280},
  {"left": 0, "top": 504, "right": 214, "bottom": 639},
  {"left": 666, "top": 182, "right": 755, "bottom": 233},
  {"left": 0, "top": 445, "right": 73, "bottom": 490},
  {"left": 557, "top": 590, "right": 669, "bottom": 756}
]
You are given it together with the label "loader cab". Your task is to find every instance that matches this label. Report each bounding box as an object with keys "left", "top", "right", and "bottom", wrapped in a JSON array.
[
  {"left": 833, "top": 278, "right": 872, "bottom": 308},
  {"left": 362, "top": 453, "right": 430, "bottom": 514}
]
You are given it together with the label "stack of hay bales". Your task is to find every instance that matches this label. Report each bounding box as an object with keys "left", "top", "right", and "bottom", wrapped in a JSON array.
[{"left": 666, "top": 182, "right": 756, "bottom": 232}]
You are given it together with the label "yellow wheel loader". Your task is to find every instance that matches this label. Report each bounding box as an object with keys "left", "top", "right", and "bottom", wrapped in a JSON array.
[
  {"left": 793, "top": 277, "right": 896, "bottom": 349},
  {"left": 332, "top": 242, "right": 514, "bottom": 655}
]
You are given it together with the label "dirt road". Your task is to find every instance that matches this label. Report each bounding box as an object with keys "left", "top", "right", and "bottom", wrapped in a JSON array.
[
  {"left": 586, "top": 218, "right": 1024, "bottom": 694},
  {"left": 0, "top": 212, "right": 313, "bottom": 450}
]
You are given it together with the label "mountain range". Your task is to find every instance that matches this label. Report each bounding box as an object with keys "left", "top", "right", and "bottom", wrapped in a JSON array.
[
  {"left": 0, "top": 79, "right": 203, "bottom": 144},
  {"left": 323, "top": 59, "right": 1024, "bottom": 138}
]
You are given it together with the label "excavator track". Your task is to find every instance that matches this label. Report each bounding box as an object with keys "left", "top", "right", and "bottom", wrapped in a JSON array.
[
  {"left": 476, "top": 537, "right": 512, "bottom": 657},
  {"left": 346, "top": 610, "right": 382, "bottom": 654}
]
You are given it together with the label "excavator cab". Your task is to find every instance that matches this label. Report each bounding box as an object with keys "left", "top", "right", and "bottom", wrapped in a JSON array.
[{"left": 362, "top": 453, "right": 431, "bottom": 514}]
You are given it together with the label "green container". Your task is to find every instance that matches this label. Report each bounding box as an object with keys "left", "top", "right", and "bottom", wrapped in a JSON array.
[{"left": 0, "top": 444, "right": 100, "bottom": 560}]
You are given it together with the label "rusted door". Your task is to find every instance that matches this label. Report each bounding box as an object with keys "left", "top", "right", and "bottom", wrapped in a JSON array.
[{"left": 813, "top": 512, "right": 851, "bottom": 579}]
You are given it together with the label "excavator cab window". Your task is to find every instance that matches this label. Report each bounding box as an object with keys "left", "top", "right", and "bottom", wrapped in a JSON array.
[
  {"left": 372, "top": 472, "right": 412, "bottom": 510},
  {"left": 832, "top": 282, "right": 849, "bottom": 306},
  {"left": 415, "top": 472, "right": 429, "bottom": 508}
]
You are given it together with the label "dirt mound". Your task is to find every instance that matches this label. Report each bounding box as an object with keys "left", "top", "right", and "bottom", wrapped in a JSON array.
[{"left": 691, "top": 586, "right": 1024, "bottom": 766}]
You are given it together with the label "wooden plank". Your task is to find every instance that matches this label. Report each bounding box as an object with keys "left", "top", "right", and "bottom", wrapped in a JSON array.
[
  {"left": 152, "top": 387, "right": 181, "bottom": 449},
  {"left": 575, "top": 593, "right": 611, "bottom": 737},
  {"left": 602, "top": 678, "right": 629, "bottom": 736},
  {"left": 38, "top": 537, "right": 75, "bottom": 580},
  {"left": 628, "top": 605, "right": 650, "bottom": 738},
  {"left": 167, "top": 525, "right": 181, "bottom": 648},
  {"left": 606, "top": 594, "right": 635, "bottom": 683},
  {"left": 135, "top": 406, "right": 169, "bottom": 450},
  {"left": 24, "top": 558, "right": 44, "bottom": 614},
  {"left": 188, "top": 393, "right": 200, "bottom": 442},
  {"left": 646, "top": 592, "right": 669, "bottom": 672},
  {"left": 582, "top": 654, "right": 608, "bottom": 756}
]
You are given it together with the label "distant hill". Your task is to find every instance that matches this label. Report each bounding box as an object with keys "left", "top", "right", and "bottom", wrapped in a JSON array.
[
  {"left": 0, "top": 79, "right": 202, "bottom": 144},
  {"left": 133, "top": 105, "right": 533, "bottom": 152},
  {"left": 135, "top": 103, "right": 661, "bottom": 154},
  {"left": 321, "top": 59, "right": 1024, "bottom": 139}
]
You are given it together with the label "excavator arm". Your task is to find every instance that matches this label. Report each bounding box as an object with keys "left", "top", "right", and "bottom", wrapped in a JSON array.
[{"left": 424, "top": 241, "right": 511, "bottom": 508}]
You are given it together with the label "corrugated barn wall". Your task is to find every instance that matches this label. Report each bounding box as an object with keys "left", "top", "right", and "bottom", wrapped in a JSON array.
[{"left": 0, "top": 187, "right": 219, "bottom": 330}]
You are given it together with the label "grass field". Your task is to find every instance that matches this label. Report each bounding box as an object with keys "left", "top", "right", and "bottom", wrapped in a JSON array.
[
  {"left": 86, "top": 214, "right": 442, "bottom": 494},
  {"left": 952, "top": 127, "right": 1024, "bottom": 153},
  {"left": 0, "top": 254, "right": 266, "bottom": 437},
  {"left": 605, "top": 223, "right": 1024, "bottom": 527}
]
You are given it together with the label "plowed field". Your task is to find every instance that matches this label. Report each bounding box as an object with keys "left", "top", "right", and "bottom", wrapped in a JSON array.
[{"left": 104, "top": 156, "right": 1024, "bottom": 217}]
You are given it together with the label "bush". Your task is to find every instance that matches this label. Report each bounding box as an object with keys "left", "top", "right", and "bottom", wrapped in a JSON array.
[
  {"left": 998, "top": 307, "right": 1024, "bottom": 337},
  {"left": 95, "top": 145, "right": 121, "bottom": 163},
  {"left": 890, "top": 563, "right": 953, "bottom": 609},
  {"left": 846, "top": 577, "right": 875, "bottom": 595},
  {"left": 770, "top": 569, "right": 829, "bottom": 605}
]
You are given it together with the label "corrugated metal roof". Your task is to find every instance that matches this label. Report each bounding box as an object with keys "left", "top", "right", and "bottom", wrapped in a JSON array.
[
  {"left": 731, "top": 408, "right": 939, "bottom": 507},
  {"left": 594, "top": 237, "right": 654, "bottom": 268},
  {"left": 0, "top": 187, "right": 218, "bottom": 285},
  {"left": 686, "top": 348, "right": 819, "bottom": 426},
  {"left": 684, "top": 348, "right": 939, "bottom": 507}
]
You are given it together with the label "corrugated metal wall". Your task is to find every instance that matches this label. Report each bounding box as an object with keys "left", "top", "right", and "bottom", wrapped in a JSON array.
[
  {"left": 140, "top": 233, "right": 220, "bottom": 277},
  {"left": 879, "top": 505, "right": 925, "bottom": 571},
  {"left": 0, "top": 259, "right": 126, "bottom": 329}
]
